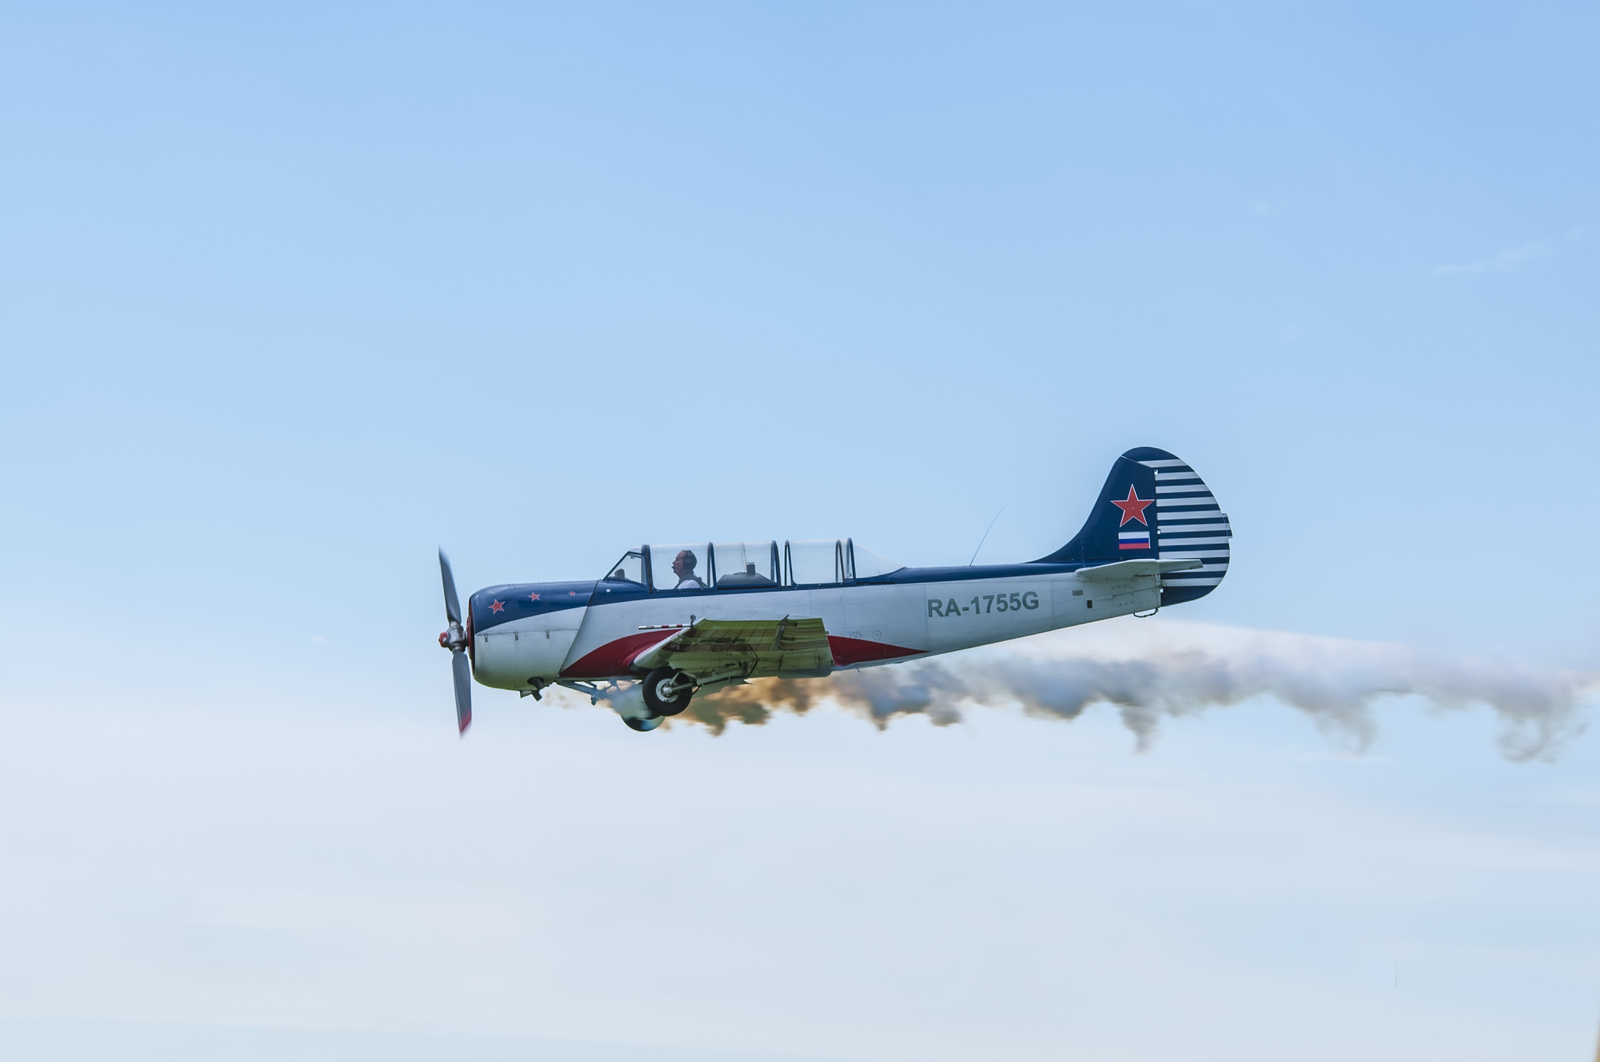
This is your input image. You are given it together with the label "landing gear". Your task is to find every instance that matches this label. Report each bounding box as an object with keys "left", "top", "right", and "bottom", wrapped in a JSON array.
[
  {"left": 556, "top": 678, "right": 685, "bottom": 733},
  {"left": 641, "top": 667, "right": 694, "bottom": 717}
]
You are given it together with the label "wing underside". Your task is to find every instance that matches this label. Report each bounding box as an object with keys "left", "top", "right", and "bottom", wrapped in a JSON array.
[{"left": 634, "top": 617, "right": 834, "bottom": 679}]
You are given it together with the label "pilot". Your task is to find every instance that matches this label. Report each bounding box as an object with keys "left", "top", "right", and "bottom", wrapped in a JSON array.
[{"left": 671, "top": 549, "right": 705, "bottom": 589}]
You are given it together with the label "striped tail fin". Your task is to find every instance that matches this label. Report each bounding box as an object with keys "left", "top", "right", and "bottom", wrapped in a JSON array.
[
  {"left": 1137, "top": 448, "right": 1231, "bottom": 604},
  {"left": 1033, "top": 446, "right": 1232, "bottom": 604}
]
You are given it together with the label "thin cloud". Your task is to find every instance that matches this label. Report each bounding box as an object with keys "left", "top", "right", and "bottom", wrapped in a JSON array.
[{"left": 1436, "top": 227, "right": 1583, "bottom": 275}]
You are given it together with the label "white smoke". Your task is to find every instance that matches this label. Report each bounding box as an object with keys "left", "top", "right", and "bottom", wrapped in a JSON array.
[{"left": 674, "top": 618, "right": 1594, "bottom": 761}]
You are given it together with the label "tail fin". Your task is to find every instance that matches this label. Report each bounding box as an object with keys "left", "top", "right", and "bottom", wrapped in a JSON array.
[{"left": 1033, "top": 446, "right": 1231, "bottom": 604}]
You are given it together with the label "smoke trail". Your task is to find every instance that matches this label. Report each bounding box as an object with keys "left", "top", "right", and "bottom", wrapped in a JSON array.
[{"left": 672, "top": 619, "right": 1594, "bottom": 761}]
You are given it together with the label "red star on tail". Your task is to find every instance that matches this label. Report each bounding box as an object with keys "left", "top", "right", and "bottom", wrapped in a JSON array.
[
  {"left": 490, "top": 599, "right": 505, "bottom": 613},
  {"left": 1110, "top": 486, "right": 1153, "bottom": 526}
]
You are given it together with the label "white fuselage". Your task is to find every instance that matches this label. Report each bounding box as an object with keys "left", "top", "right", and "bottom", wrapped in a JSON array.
[{"left": 471, "top": 566, "right": 1162, "bottom": 692}]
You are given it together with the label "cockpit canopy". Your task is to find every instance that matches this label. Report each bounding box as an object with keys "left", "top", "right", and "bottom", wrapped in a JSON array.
[{"left": 601, "top": 539, "right": 903, "bottom": 591}]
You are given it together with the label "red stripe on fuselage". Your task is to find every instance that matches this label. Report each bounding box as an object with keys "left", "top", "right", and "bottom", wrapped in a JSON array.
[
  {"left": 828, "top": 636, "right": 921, "bottom": 667},
  {"left": 561, "top": 630, "right": 680, "bottom": 679}
]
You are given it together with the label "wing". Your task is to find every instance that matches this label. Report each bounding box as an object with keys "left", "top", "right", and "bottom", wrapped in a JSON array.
[{"left": 632, "top": 617, "right": 833, "bottom": 678}]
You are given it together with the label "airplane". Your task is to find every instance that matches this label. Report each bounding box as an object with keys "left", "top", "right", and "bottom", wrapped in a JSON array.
[{"left": 436, "top": 446, "right": 1230, "bottom": 733}]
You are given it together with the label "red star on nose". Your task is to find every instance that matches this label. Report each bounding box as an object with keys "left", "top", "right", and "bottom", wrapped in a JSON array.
[
  {"left": 490, "top": 599, "right": 505, "bottom": 613},
  {"left": 569, "top": 590, "right": 576, "bottom": 596},
  {"left": 1110, "top": 486, "right": 1153, "bottom": 526},
  {"left": 528, "top": 592, "right": 540, "bottom": 601}
]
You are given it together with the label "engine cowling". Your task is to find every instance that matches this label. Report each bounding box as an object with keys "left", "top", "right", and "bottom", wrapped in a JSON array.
[{"left": 468, "top": 582, "right": 591, "bottom": 691}]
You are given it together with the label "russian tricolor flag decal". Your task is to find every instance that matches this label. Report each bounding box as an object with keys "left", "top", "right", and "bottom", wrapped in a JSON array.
[{"left": 1118, "top": 530, "right": 1151, "bottom": 550}]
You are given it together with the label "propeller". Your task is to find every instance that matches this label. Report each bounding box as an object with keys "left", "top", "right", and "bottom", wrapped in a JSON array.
[{"left": 437, "top": 549, "right": 472, "bottom": 734}]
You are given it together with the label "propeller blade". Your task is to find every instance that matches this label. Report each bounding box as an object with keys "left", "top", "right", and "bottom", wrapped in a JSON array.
[
  {"left": 452, "top": 649, "right": 472, "bottom": 734},
  {"left": 439, "top": 548, "right": 461, "bottom": 625}
]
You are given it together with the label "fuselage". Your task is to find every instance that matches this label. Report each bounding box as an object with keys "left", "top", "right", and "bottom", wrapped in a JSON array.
[{"left": 467, "top": 561, "right": 1164, "bottom": 692}]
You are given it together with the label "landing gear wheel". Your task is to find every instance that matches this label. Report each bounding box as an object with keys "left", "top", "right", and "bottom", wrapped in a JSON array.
[
  {"left": 642, "top": 667, "right": 694, "bottom": 717},
  {"left": 623, "top": 714, "right": 664, "bottom": 732}
]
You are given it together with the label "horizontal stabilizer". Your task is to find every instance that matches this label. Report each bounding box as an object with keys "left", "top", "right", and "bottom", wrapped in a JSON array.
[{"left": 1075, "top": 558, "right": 1203, "bottom": 582}]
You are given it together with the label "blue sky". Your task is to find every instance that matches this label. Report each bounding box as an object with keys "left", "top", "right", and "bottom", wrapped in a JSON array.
[{"left": 2, "top": 4, "right": 1598, "bottom": 1060}]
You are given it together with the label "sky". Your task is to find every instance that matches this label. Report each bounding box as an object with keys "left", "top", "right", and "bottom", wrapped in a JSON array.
[{"left": 2, "top": 3, "right": 1599, "bottom": 1060}]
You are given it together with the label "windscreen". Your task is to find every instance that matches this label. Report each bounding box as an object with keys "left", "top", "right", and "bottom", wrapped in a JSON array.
[{"left": 601, "top": 549, "right": 645, "bottom": 586}]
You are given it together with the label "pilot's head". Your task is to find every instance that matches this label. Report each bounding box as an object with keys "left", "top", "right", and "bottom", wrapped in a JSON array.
[{"left": 672, "top": 549, "right": 697, "bottom": 577}]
